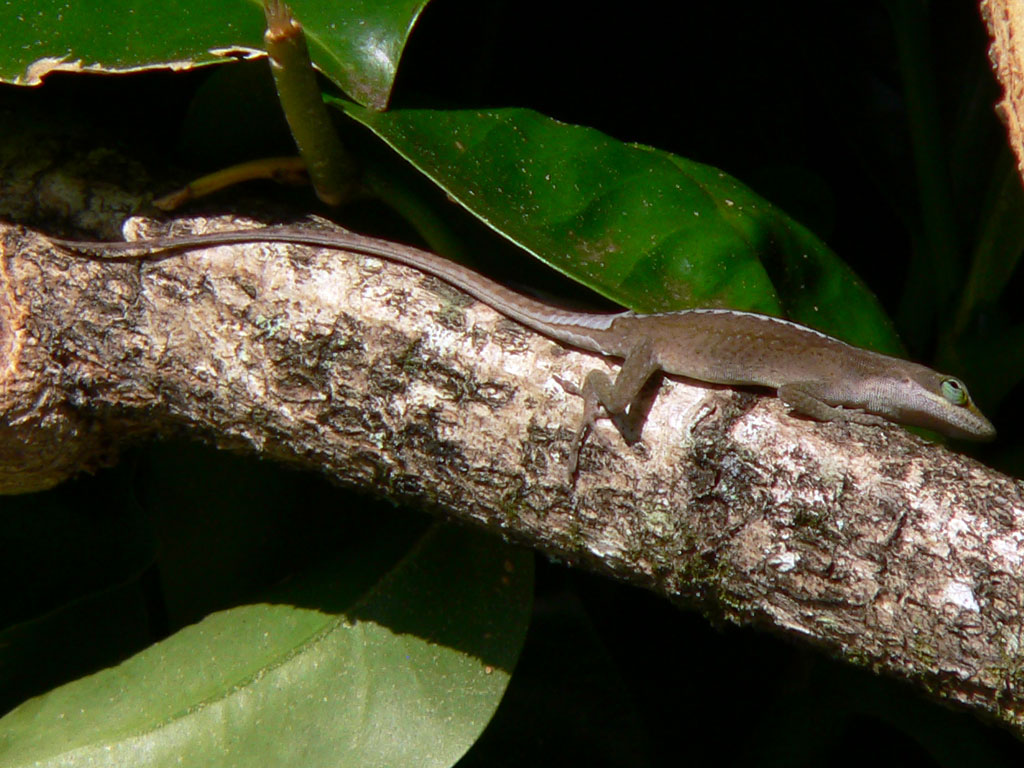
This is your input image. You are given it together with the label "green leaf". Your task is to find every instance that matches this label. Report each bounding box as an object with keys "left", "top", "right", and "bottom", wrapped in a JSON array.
[
  {"left": 275, "top": 0, "right": 432, "bottom": 110},
  {"left": 0, "top": 525, "right": 533, "bottom": 768},
  {"left": 0, "top": 470, "right": 156, "bottom": 715},
  {"left": 340, "top": 104, "right": 904, "bottom": 355},
  {"left": 0, "top": 576, "right": 154, "bottom": 717},
  {"left": 0, "top": 0, "right": 429, "bottom": 109}
]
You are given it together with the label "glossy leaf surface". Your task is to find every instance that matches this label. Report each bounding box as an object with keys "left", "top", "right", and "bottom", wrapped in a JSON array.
[
  {"left": 0, "top": 525, "right": 532, "bottom": 767},
  {"left": 342, "top": 104, "right": 904, "bottom": 354},
  {"left": 0, "top": 0, "right": 428, "bottom": 109}
]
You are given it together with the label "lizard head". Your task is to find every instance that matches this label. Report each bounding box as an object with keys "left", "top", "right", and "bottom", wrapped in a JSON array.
[{"left": 894, "top": 368, "right": 995, "bottom": 441}]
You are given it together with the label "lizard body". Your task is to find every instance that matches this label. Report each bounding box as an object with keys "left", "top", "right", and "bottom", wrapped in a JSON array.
[{"left": 50, "top": 225, "right": 996, "bottom": 471}]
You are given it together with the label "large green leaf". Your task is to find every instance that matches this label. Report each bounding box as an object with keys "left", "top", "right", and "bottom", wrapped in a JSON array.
[
  {"left": 0, "top": 524, "right": 532, "bottom": 768},
  {"left": 340, "top": 105, "right": 904, "bottom": 355},
  {"left": 0, "top": 0, "right": 428, "bottom": 109},
  {"left": 0, "top": 468, "right": 156, "bottom": 715}
]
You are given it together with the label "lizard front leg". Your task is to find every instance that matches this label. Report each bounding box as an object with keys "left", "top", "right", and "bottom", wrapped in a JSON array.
[{"left": 777, "top": 382, "right": 890, "bottom": 428}]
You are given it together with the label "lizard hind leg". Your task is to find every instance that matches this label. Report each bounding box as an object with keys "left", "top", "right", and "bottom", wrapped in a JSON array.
[{"left": 565, "top": 340, "right": 660, "bottom": 475}]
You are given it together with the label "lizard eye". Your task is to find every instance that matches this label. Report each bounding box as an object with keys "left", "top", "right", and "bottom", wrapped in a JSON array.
[{"left": 940, "top": 377, "right": 969, "bottom": 406}]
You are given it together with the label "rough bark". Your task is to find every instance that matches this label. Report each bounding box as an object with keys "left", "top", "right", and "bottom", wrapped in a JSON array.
[
  {"left": 2, "top": 214, "right": 1024, "bottom": 734},
  {"left": 983, "top": 0, "right": 1024, "bottom": 177}
]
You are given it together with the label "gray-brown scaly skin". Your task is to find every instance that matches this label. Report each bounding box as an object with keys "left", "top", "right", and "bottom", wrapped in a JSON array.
[{"left": 49, "top": 225, "right": 995, "bottom": 471}]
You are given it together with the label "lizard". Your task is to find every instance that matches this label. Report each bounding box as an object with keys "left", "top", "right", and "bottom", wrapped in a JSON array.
[{"left": 49, "top": 224, "right": 996, "bottom": 472}]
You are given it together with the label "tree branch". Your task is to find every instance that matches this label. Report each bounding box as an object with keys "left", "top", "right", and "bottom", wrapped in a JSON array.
[
  {"left": 982, "top": 0, "right": 1024, "bottom": 178},
  {"left": 2, "top": 215, "right": 1023, "bottom": 732}
]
